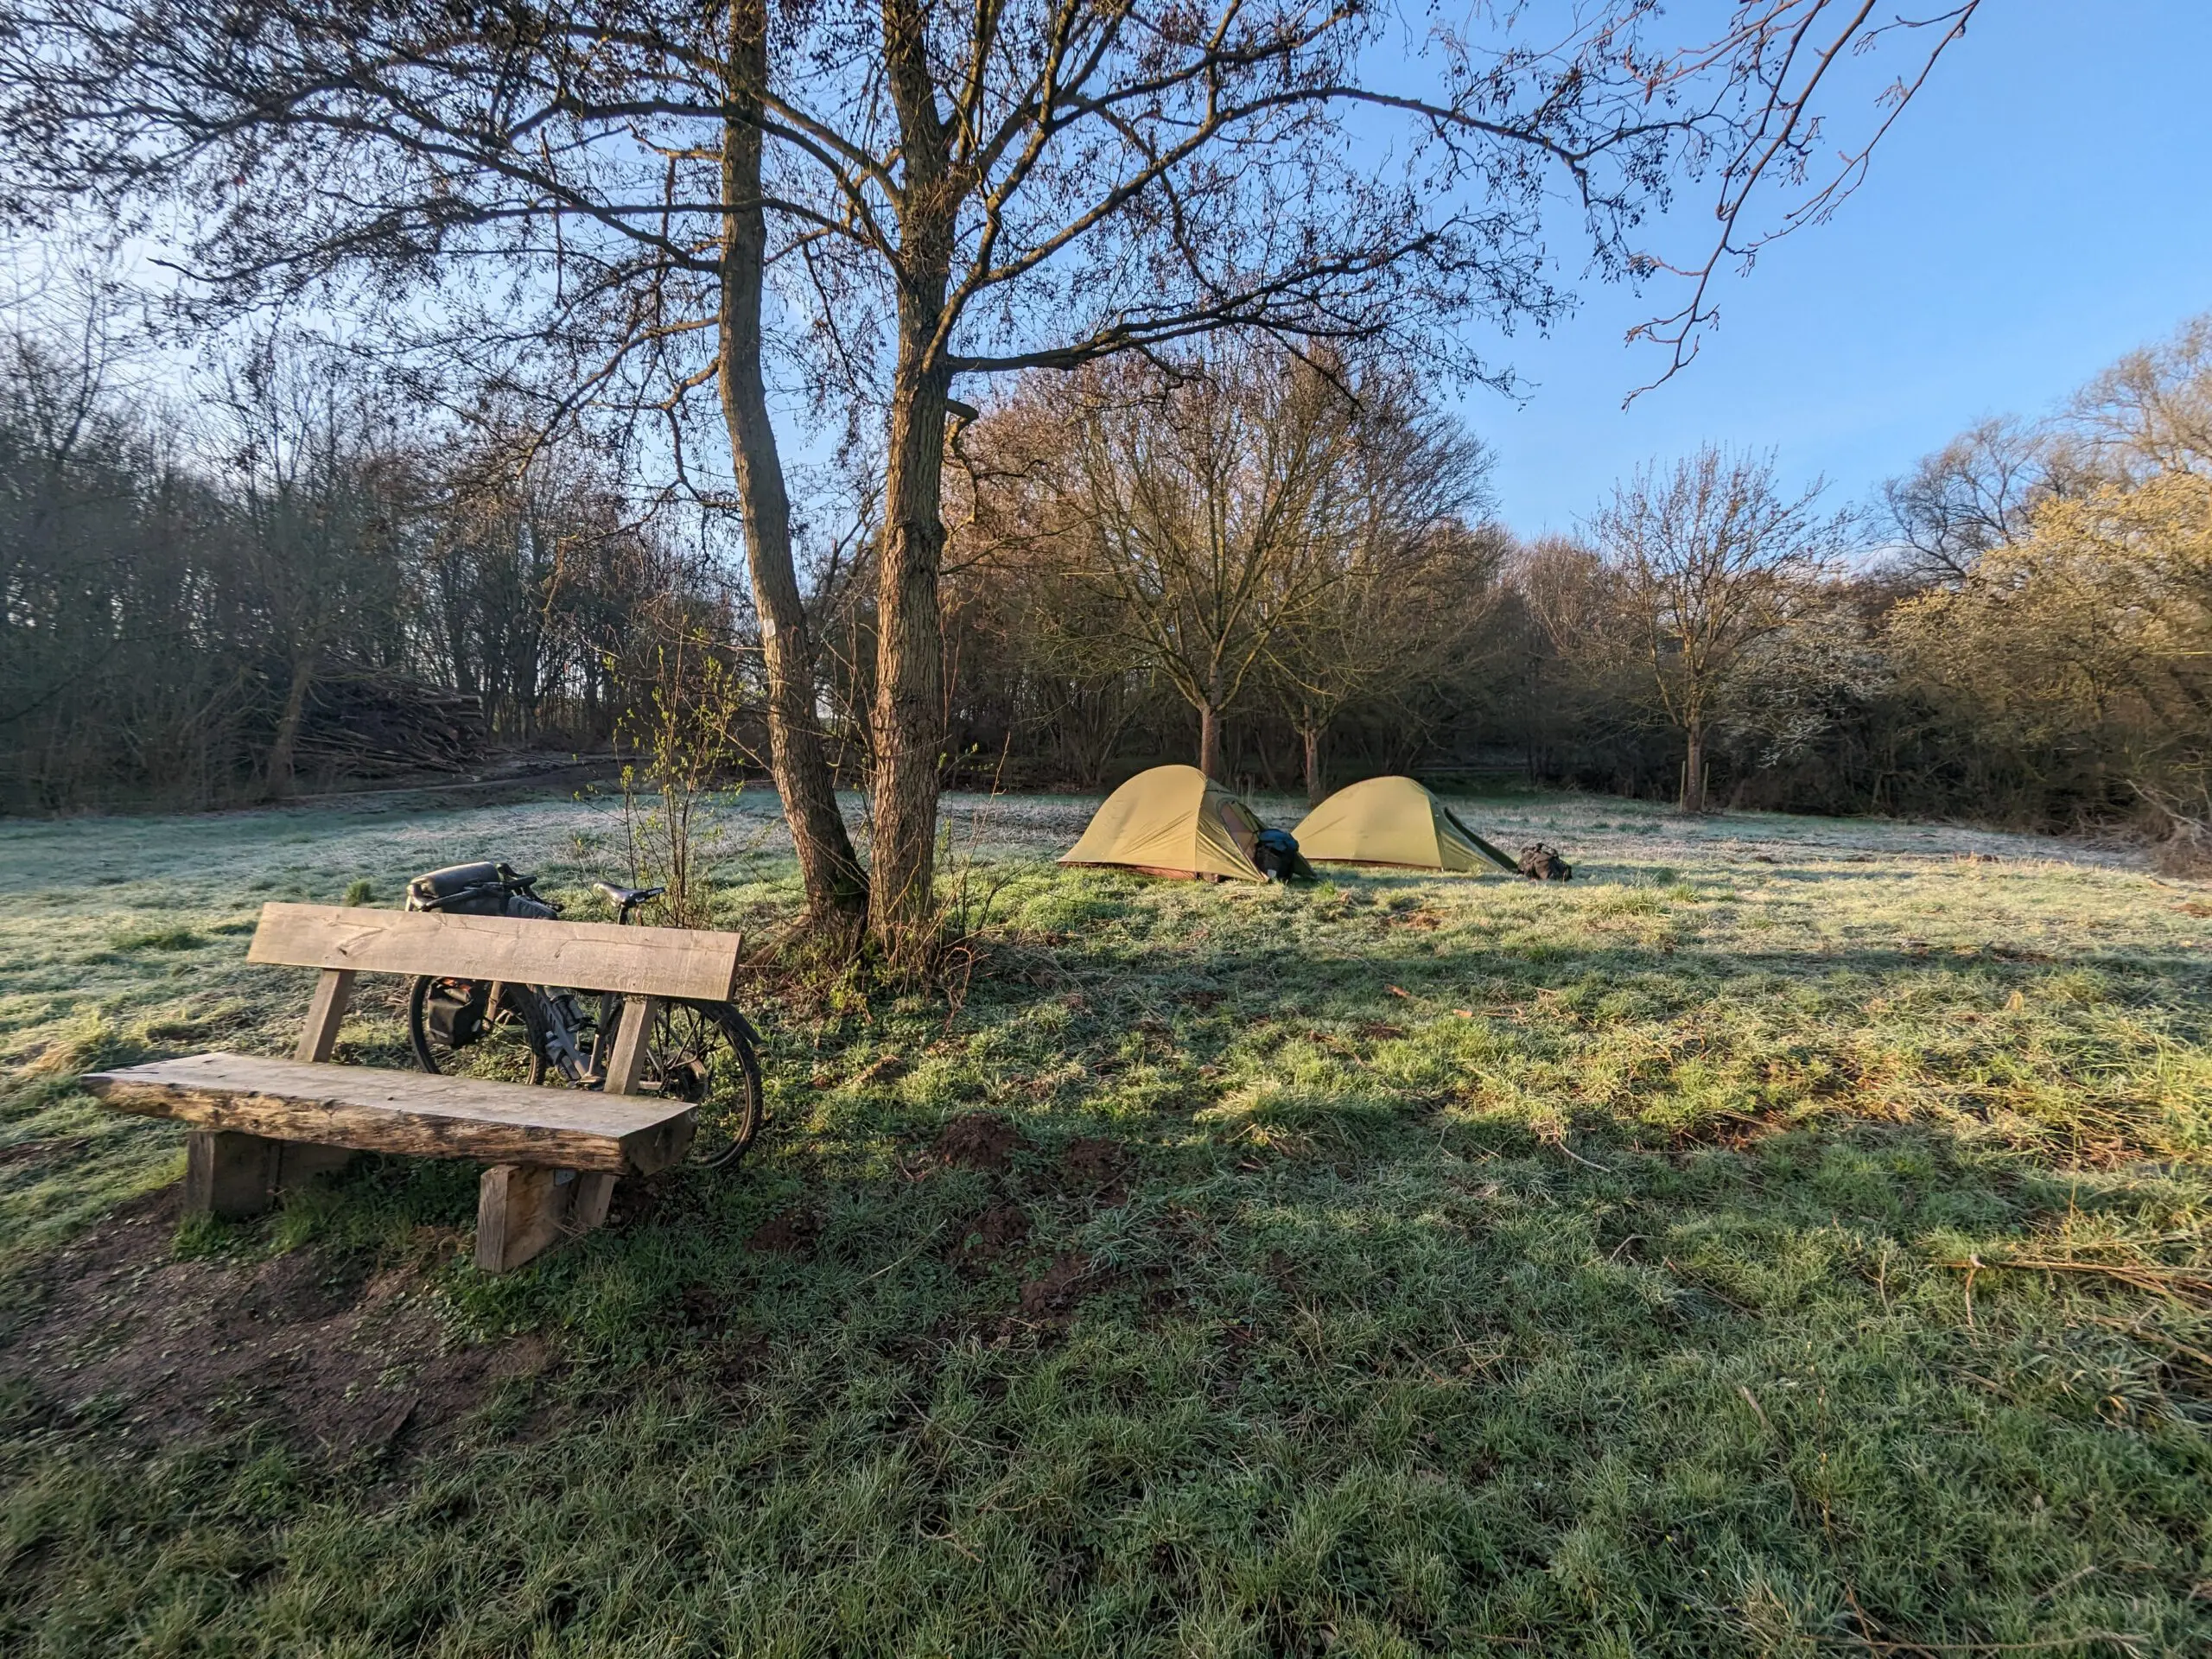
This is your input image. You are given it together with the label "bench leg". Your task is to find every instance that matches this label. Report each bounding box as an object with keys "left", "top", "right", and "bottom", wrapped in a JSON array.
[
  {"left": 476, "top": 1166, "right": 615, "bottom": 1274},
  {"left": 276, "top": 1143, "right": 358, "bottom": 1190},
  {"left": 572, "top": 1173, "right": 617, "bottom": 1232},
  {"left": 185, "top": 1129, "right": 278, "bottom": 1217},
  {"left": 184, "top": 1135, "right": 358, "bottom": 1217}
]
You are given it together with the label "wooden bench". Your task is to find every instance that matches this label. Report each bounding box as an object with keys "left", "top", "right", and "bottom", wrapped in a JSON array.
[{"left": 83, "top": 901, "right": 746, "bottom": 1273}]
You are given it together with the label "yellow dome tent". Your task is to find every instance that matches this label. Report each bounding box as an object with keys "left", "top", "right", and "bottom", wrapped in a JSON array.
[
  {"left": 1059, "top": 765, "right": 1268, "bottom": 882},
  {"left": 1292, "top": 776, "right": 1518, "bottom": 873}
]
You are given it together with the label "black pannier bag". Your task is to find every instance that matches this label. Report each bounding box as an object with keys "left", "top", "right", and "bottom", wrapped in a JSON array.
[
  {"left": 422, "top": 978, "right": 491, "bottom": 1047},
  {"left": 407, "top": 861, "right": 507, "bottom": 913},
  {"left": 504, "top": 887, "right": 557, "bottom": 919}
]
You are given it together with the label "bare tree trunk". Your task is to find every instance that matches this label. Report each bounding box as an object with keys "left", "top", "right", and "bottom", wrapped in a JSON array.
[
  {"left": 264, "top": 652, "right": 315, "bottom": 797},
  {"left": 1194, "top": 655, "right": 1230, "bottom": 780},
  {"left": 870, "top": 1, "right": 957, "bottom": 959},
  {"left": 1301, "top": 723, "right": 1325, "bottom": 804},
  {"left": 721, "top": 3, "right": 868, "bottom": 927},
  {"left": 1198, "top": 702, "right": 1224, "bottom": 782},
  {"left": 868, "top": 257, "right": 954, "bottom": 955},
  {"left": 1681, "top": 721, "right": 1707, "bottom": 813}
]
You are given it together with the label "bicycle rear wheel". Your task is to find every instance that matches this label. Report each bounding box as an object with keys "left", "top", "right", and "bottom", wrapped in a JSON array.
[
  {"left": 409, "top": 979, "right": 764, "bottom": 1169},
  {"left": 408, "top": 976, "right": 550, "bottom": 1084},
  {"left": 648, "top": 1001, "right": 766, "bottom": 1169}
]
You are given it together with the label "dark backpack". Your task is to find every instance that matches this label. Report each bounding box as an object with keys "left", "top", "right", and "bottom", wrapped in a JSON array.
[
  {"left": 1252, "top": 827, "right": 1317, "bottom": 882},
  {"left": 1517, "top": 842, "right": 1573, "bottom": 881}
]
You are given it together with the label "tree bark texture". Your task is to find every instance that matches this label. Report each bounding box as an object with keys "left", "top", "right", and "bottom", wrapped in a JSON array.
[
  {"left": 1198, "top": 702, "right": 1224, "bottom": 783},
  {"left": 870, "top": 291, "right": 953, "bottom": 950},
  {"left": 721, "top": 1, "right": 868, "bottom": 925},
  {"left": 1682, "top": 722, "right": 1707, "bottom": 814},
  {"left": 869, "top": 0, "right": 957, "bottom": 956}
]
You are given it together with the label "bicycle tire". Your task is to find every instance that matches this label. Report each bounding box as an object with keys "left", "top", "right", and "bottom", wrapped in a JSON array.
[
  {"left": 407, "top": 975, "right": 550, "bottom": 1085},
  {"left": 655, "top": 999, "right": 767, "bottom": 1170}
]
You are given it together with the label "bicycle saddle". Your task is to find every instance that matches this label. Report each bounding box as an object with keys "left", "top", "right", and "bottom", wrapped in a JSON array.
[{"left": 593, "top": 880, "right": 666, "bottom": 910}]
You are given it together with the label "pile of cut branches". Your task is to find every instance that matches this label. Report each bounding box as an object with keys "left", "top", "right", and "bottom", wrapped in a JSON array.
[{"left": 294, "top": 673, "right": 484, "bottom": 777}]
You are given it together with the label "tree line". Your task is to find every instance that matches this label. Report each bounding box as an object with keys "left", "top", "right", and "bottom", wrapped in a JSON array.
[
  {"left": 12, "top": 287, "right": 2203, "bottom": 869},
  {"left": 0, "top": 0, "right": 1980, "bottom": 956},
  {"left": 0, "top": 311, "right": 723, "bottom": 809},
  {"left": 902, "top": 316, "right": 2212, "bottom": 867}
]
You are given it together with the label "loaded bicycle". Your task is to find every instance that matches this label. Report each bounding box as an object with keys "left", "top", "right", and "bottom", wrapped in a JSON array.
[{"left": 402, "top": 861, "right": 764, "bottom": 1167}]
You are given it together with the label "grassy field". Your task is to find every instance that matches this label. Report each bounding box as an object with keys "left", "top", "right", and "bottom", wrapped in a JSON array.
[{"left": 1, "top": 785, "right": 2208, "bottom": 1656}]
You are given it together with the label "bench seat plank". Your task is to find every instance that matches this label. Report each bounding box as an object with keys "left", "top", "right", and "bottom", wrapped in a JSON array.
[
  {"left": 83, "top": 1052, "right": 693, "bottom": 1175},
  {"left": 246, "top": 903, "right": 741, "bottom": 1001}
]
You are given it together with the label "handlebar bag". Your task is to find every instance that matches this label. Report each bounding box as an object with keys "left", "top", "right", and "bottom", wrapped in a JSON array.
[
  {"left": 407, "top": 860, "right": 559, "bottom": 919},
  {"left": 406, "top": 861, "right": 509, "bottom": 914}
]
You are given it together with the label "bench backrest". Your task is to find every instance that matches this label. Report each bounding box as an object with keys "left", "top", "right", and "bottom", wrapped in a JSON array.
[{"left": 247, "top": 902, "right": 741, "bottom": 1001}]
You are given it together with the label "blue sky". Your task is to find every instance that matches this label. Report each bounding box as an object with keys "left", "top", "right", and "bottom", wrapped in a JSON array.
[{"left": 1474, "top": 0, "right": 2212, "bottom": 538}]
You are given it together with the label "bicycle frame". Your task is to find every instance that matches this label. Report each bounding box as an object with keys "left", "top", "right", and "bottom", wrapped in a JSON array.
[
  {"left": 529, "top": 988, "right": 599, "bottom": 1082},
  {"left": 480, "top": 882, "right": 659, "bottom": 1087}
]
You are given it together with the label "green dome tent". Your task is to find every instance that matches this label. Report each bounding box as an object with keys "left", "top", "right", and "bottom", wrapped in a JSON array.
[
  {"left": 1059, "top": 765, "right": 1268, "bottom": 882},
  {"left": 1292, "top": 776, "right": 1518, "bottom": 873}
]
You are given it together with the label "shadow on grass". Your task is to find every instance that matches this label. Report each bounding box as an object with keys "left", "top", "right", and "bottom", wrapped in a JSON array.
[
  {"left": 3, "top": 854, "right": 2207, "bottom": 1655},
  {"left": 3, "top": 1052, "right": 2208, "bottom": 1656}
]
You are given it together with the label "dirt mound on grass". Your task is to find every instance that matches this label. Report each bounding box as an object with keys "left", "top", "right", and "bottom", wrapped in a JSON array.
[
  {"left": 746, "top": 1206, "right": 821, "bottom": 1255},
  {"left": 950, "top": 1203, "right": 1032, "bottom": 1268},
  {"left": 0, "top": 1191, "right": 556, "bottom": 1463},
  {"left": 1019, "top": 1251, "right": 1100, "bottom": 1320},
  {"left": 936, "top": 1112, "right": 1023, "bottom": 1171}
]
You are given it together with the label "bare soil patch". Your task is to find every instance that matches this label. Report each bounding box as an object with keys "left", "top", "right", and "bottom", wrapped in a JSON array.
[
  {"left": 746, "top": 1206, "right": 821, "bottom": 1255},
  {"left": 1018, "top": 1251, "right": 1100, "bottom": 1320},
  {"left": 605, "top": 1169, "right": 681, "bottom": 1230},
  {"left": 1058, "top": 1136, "right": 1130, "bottom": 1205},
  {"left": 950, "top": 1202, "right": 1032, "bottom": 1268},
  {"left": 936, "top": 1112, "right": 1024, "bottom": 1172},
  {"left": 0, "top": 1135, "right": 89, "bottom": 1169},
  {"left": 0, "top": 1191, "right": 552, "bottom": 1462},
  {"left": 680, "top": 1284, "right": 730, "bottom": 1327}
]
